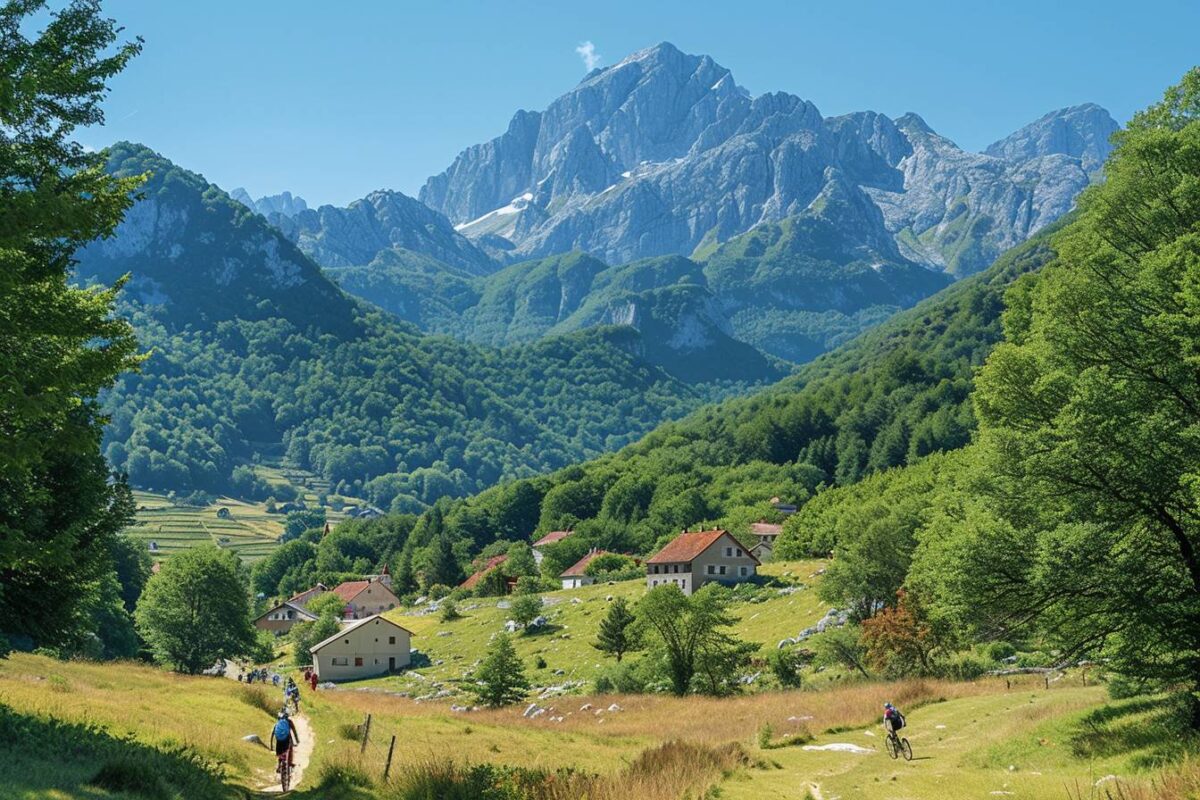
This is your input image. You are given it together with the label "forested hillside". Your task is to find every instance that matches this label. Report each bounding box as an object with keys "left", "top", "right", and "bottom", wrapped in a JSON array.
[
  {"left": 77, "top": 145, "right": 748, "bottom": 508},
  {"left": 377, "top": 217, "right": 1062, "bottom": 591}
]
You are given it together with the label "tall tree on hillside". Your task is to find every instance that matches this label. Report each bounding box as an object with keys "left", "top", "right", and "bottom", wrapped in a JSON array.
[
  {"left": 637, "top": 584, "right": 751, "bottom": 696},
  {"left": 593, "top": 597, "right": 640, "bottom": 663},
  {"left": 470, "top": 633, "right": 529, "bottom": 708},
  {"left": 0, "top": 0, "right": 143, "bottom": 652},
  {"left": 135, "top": 545, "right": 256, "bottom": 673},
  {"left": 968, "top": 68, "right": 1200, "bottom": 725}
]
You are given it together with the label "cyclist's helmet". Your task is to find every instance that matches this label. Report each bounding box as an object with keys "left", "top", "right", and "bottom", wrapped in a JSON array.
[
  {"left": 884, "top": 702, "right": 893, "bottom": 709},
  {"left": 279, "top": 709, "right": 289, "bottom": 719}
]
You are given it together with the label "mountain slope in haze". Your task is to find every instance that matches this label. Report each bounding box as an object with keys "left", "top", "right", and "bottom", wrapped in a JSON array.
[
  {"left": 420, "top": 42, "right": 1110, "bottom": 278},
  {"left": 270, "top": 189, "right": 499, "bottom": 275},
  {"left": 78, "top": 144, "right": 740, "bottom": 509},
  {"left": 230, "top": 188, "right": 309, "bottom": 218},
  {"left": 419, "top": 220, "right": 1062, "bottom": 560}
]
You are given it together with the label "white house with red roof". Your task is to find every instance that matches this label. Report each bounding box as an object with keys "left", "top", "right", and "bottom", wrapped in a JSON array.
[
  {"left": 645, "top": 529, "right": 759, "bottom": 595},
  {"left": 559, "top": 548, "right": 607, "bottom": 590},
  {"left": 531, "top": 529, "right": 574, "bottom": 565},
  {"left": 328, "top": 577, "right": 400, "bottom": 620}
]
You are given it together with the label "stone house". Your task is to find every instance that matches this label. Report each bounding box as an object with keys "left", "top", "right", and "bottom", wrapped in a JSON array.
[
  {"left": 748, "top": 521, "right": 783, "bottom": 562},
  {"left": 559, "top": 549, "right": 607, "bottom": 590},
  {"left": 329, "top": 578, "right": 400, "bottom": 620},
  {"left": 645, "top": 529, "right": 759, "bottom": 595}
]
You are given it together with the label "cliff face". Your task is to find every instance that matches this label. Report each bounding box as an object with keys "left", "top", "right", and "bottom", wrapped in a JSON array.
[{"left": 419, "top": 43, "right": 1115, "bottom": 276}]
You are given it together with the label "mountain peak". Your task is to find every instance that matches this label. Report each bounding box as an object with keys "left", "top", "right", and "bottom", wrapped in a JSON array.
[{"left": 984, "top": 103, "right": 1118, "bottom": 171}]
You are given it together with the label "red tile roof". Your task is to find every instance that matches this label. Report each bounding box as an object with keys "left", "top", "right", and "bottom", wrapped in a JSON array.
[
  {"left": 561, "top": 549, "right": 608, "bottom": 578},
  {"left": 647, "top": 530, "right": 759, "bottom": 565},
  {"left": 533, "top": 530, "right": 573, "bottom": 548},
  {"left": 750, "top": 522, "right": 783, "bottom": 536},
  {"left": 331, "top": 580, "right": 370, "bottom": 602},
  {"left": 460, "top": 554, "right": 507, "bottom": 589}
]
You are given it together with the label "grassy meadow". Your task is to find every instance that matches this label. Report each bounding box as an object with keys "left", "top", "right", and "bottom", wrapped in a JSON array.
[
  {"left": 1, "top": 651, "right": 1196, "bottom": 800},
  {"left": 355, "top": 560, "right": 832, "bottom": 695}
]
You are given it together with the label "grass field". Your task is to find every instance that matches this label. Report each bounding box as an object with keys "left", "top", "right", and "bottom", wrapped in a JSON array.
[
  {"left": 0, "top": 654, "right": 285, "bottom": 799},
  {"left": 1, "top": 652, "right": 1194, "bottom": 800},
  {"left": 359, "top": 560, "right": 832, "bottom": 697}
]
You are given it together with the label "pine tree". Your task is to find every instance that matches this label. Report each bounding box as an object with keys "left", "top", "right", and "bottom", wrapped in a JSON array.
[
  {"left": 470, "top": 634, "right": 529, "bottom": 708},
  {"left": 594, "top": 597, "right": 640, "bottom": 662},
  {"left": 427, "top": 532, "right": 461, "bottom": 588}
]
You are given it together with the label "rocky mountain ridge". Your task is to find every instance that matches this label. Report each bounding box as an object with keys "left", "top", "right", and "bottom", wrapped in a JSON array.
[{"left": 419, "top": 42, "right": 1117, "bottom": 275}]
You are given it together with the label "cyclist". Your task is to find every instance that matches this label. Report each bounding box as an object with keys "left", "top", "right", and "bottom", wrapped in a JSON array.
[
  {"left": 271, "top": 709, "right": 299, "bottom": 769},
  {"left": 883, "top": 702, "right": 905, "bottom": 737}
]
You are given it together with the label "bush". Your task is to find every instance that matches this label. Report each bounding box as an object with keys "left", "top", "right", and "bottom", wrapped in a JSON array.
[
  {"left": 428, "top": 583, "right": 451, "bottom": 601},
  {"left": 767, "top": 648, "right": 803, "bottom": 688},
  {"left": 534, "top": 655, "right": 547, "bottom": 670},
  {"left": 592, "top": 661, "right": 647, "bottom": 694},
  {"left": 987, "top": 641, "right": 1017, "bottom": 661},
  {"left": 248, "top": 629, "right": 277, "bottom": 664},
  {"left": 315, "top": 757, "right": 374, "bottom": 791},
  {"left": 1107, "top": 673, "right": 1155, "bottom": 699},
  {"left": 938, "top": 652, "right": 992, "bottom": 681},
  {"left": 510, "top": 595, "right": 542, "bottom": 630},
  {"left": 440, "top": 599, "right": 462, "bottom": 622}
]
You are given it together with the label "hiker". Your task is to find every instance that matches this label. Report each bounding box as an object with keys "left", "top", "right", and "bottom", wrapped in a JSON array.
[
  {"left": 271, "top": 709, "right": 299, "bottom": 768},
  {"left": 309, "top": 670, "right": 318, "bottom": 691}
]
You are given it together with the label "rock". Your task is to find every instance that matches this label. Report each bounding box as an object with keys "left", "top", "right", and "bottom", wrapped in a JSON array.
[
  {"left": 437, "top": 630, "right": 453, "bottom": 637},
  {"left": 580, "top": 703, "right": 593, "bottom": 712},
  {"left": 607, "top": 703, "right": 623, "bottom": 712},
  {"left": 242, "top": 734, "right": 262, "bottom": 744}
]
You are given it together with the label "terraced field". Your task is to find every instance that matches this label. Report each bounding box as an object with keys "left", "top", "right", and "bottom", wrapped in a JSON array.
[{"left": 124, "top": 492, "right": 282, "bottom": 562}]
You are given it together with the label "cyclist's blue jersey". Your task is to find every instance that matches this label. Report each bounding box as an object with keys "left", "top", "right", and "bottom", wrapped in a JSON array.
[{"left": 274, "top": 719, "right": 291, "bottom": 741}]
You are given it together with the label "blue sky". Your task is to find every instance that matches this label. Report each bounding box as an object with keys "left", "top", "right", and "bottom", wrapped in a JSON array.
[{"left": 87, "top": 0, "right": 1199, "bottom": 207}]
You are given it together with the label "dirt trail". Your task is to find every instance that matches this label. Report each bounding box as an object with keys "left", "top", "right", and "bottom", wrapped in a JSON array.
[{"left": 258, "top": 713, "right": 314, "bottom": 793}]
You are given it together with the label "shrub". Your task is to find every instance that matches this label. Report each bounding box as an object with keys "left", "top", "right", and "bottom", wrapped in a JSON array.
[
  {"left": 510, "top": 595, "right": 542, "bottom": 630},
  {"left": 987, "top": 641, "right": 1017, "bottom": 661},
  {"left": 938, "top": 652, "right": 993, "bottom": 681},
  {"left": 315, "top": 757, "right": 374, "bottom": 791},
  {"left": 534, "top": 655, "right": 547, "bottom": 670},
  {"left": 440, "top": 598, "right": 462, "bottom": 622},
  {"left": 592, "top": 661, "right": 648, "bottom": 694},
  {"left": 767, "top": 648, "right": 804, "bottom": 688},
  {"left": 428, "top": 583, "right": 451, "bottom": 601}
]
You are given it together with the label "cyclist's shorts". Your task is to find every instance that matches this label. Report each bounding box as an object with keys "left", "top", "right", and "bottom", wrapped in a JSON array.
[{"left": 274, "top": 738, "right": 291, "bottom": 756}]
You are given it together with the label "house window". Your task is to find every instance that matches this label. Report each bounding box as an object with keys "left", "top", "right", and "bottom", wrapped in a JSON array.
[
  {"left": 652, "top": 580, "right": 658, "bottom": 587},
  {"left": 718, "top": 566, "right": 727, "bottom": 576},
  {"left": 706, "top": 565, "right": 716, "bottom": 575},
  {"left": 389, "top": 636, "right": 396, "bottom": 645},
  {"left": 739, "top": 566, "right": 748, "bottom": 577},
  {"left": 735, "top": 549, "right": 742, "bottom": 557},
  {"left": 354, "top": 657, "right": 364, "bottom": 667},
  {"left": 725, "top": 547, "right": 732, "bottom": 557},
  {"left": 673, "top": 564, "right": 679, "bottom": 574},
  {"left": 332, "top": 657, "right": 348, "bottom": 666}
]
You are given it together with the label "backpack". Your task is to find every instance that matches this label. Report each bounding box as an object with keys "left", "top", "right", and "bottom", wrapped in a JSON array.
[
  {"left": 893, "top": 711, "right": 905, "bottom": 730},
  {"left": 273, "top": 719, "right": 291, "bottom": 742}
]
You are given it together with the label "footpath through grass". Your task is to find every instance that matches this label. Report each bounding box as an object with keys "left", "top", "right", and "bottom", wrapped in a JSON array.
[{"left": 0, "top": 654, "right": 287, "bottom": 799}]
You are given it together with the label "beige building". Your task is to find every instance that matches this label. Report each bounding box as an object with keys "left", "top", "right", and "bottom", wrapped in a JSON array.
[
  {"left": 646, "top": 529, "right": 759, "bottom": 595},
  {"left": 329, "top": 578, "right": 400, "bottom": 620},
  {"left": 748, "top": 521, "right": 783, "bottom": 562},
  {"left": 253, "top": 601, "right": 317, "bottom": 636},
  {"left": 310, "top": 615, "right": 413, "bottom": 681},
  {"left": 532, "top": 530, "right": 573, "bottom": 565}
]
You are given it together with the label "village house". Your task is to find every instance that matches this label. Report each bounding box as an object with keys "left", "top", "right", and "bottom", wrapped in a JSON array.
[
  {"left": 531, "top": 530, "right": 573, "bottom": 565},
  {"left": 459, "top": 554, "right": 513, "bottom": 594},
  {"left": 645, "top": 529, "right": 759, "bottom": 595},
  {"left": 329, "top": 576, "right": 400, "bottom": 620},
  {"left": 559, "top": 548, "right": 607, "bottom": 589},
  {"left": 310, "top": 615, "right": 413, "bottom": 681},
  {"left": 770, "top": 496, "right": 798, "bottom": 515},
  {"left": 253, "top": 600, "right": 317, "bottom": 636},
  {"left": 748, "top": 521, "right": 783, "bottom": 562},
  {"left": 288, "top": 583, "right": 329, "bottom": 609}
]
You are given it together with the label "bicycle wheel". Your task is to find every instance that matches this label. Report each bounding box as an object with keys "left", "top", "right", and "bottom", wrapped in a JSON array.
[
  {"left": 885, "top": 735, "right": 898, "bottom": 759},
  {"left": 901, "top": 738, "right": 913, "bottom": 761},
  {"left": 281, "top": 761, "right": 290, "bottom": 792}
]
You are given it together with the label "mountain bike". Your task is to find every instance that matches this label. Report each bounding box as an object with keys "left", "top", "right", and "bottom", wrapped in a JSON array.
[
  {"left": 277, "top": 747, "right": 292, "bottom": 791},
  {"left": 885, "top": 728, "right": 913, "bottom": 760}
]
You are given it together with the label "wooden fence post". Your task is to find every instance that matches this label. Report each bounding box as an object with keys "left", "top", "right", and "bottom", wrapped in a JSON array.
[
  {"left": 360, "top": 713, "right": 372, "bottom": 755},
  {"left": 383, "top": 734, "right": 397, "bottom": 782},
  {"left": 1044, "top": 675, "right": 1049, "bottom": 690}
]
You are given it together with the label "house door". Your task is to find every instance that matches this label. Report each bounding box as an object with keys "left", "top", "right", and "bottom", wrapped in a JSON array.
[{"left": 388, "top": 656, "right": 396, "bottom": 671}]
